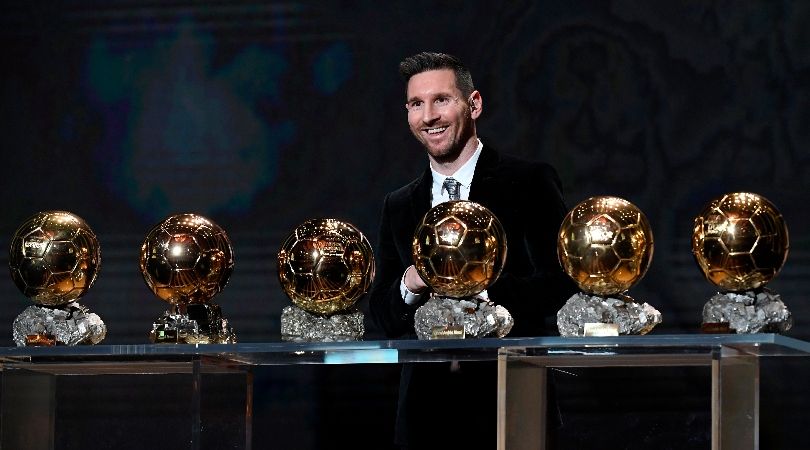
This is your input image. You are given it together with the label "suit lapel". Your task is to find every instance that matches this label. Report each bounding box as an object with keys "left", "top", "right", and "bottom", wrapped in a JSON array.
[
  {"left": 469, "top": 144, "right": 501, "bottom": 206},
  {"left": 409, "top": 167, "right": 432, "bottom": 223}
]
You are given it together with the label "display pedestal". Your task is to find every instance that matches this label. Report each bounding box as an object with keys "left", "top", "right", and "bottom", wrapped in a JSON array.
[
  {"left": 0, "top": 359, "right": 252, "bottom": 450},
  {"left": 0, "top": 334, "right": 807, "bottom": 449},
  {"left": 494, "top": 339, "right": 782, "bottom": 450},
  {"left": 713, "top": 347, "right": 758, "bottom": 450}
]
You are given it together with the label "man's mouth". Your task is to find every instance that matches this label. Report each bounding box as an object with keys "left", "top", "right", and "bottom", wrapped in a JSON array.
[{"left": 425, "top": 126, "right": 448, "bottom": 135}]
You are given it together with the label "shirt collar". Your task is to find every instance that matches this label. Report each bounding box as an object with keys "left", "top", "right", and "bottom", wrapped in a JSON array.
[{"left": 429, "top": 139, "right": 483, "bottom": 188}]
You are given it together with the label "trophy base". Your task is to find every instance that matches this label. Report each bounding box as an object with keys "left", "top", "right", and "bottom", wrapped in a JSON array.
[
  {"left": 702, "top": 288, "right": 792, "bottom": 334},
  {"left": 556, "top": 292, "right": 662, "bottom": 337},
  {"left": 413, "top": 294, "right": 513, "bottom": 340},
  {"left": 280, "top": 305, "right": 364, "bottom": 342},
  {"left": 150, "top": 303, "right": 237, "bottom": 344},
  {"left": 12, "top": 302, "right": 107, "bottom": 347}
]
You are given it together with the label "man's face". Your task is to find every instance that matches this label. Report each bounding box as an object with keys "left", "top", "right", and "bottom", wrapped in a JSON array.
[{"left": 405, "top": 69, "right": 477, "bottom": 162}]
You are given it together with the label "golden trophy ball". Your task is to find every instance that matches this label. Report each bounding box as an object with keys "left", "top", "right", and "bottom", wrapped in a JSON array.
[
  {"left": 410, "top": 200, "right": 512, "bottom": 339},
  {"left": 412, "top": 200, "right": 507, "bottom": 298},
  {"left": 692, "top": 192, "right": 791, "bottom": 333},
  {"left": 140, "top": 213, "right": 236, "bottom": 343},
  {"left": 556, "top": 196, "right": 661, "bottom": 336},
  {"left": 277, "top": 218, "right": 374, "bottom": 341},
  {"left": 8, "top": 211, "right": 106, "bottom": 346}
]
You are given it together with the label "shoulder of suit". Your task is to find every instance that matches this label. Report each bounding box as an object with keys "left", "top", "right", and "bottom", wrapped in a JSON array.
[
  {"left": 487, "top": 148, "right": 557, "bottom": 176},
  {"left": 386, "top": 172, "right": 427, "bottom": 203}
]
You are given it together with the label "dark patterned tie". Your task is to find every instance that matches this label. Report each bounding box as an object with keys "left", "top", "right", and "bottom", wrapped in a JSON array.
[{"left": 443, "top": 177, "right": 461, "bottom": 201}]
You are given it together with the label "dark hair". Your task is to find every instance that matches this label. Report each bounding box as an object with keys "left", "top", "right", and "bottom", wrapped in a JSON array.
[{"left": 399, "top": 52, "right": 475, "bottom": 98}]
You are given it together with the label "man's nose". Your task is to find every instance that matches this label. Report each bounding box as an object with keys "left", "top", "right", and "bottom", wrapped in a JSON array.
[{"left": 421, "top": 103, "right": 440, "bottom": 123}]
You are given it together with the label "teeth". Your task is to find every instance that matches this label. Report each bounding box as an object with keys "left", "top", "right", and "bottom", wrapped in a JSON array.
[{"left": 427, "top": 126, "right": 448, "bottom": 134}]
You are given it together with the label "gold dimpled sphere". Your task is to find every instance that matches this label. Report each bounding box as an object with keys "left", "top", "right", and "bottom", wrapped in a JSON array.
[
  {"left": 277, "top": 218, "right": 375, "bottom": 315},
  {"left": 140, "top": 214, "right": 234, "bottom": 305},
  {"left": 557, "top": 196, "right": 654, "bottom": 297},
  {"left": 412, "top": 200, "right": 507, "bottom": 298},
  {"left": 692, "top": 192, "right": 788, "bottom": 292},
  {"left": 8, "top": 211, "right": 101, "bottom": 306}
]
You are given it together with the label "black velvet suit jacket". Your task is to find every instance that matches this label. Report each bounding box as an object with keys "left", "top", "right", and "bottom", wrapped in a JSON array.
[
  {"left": 368, "top": 145, "right": 576, "bottom": 448},
  {"left": 369, "top": 144, "right": 575, "bottom": 338}
]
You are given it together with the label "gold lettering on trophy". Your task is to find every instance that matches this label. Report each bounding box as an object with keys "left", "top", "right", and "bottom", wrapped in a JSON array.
[
  {"left": 705, "top": 214, "right": 726, "bottom": 235},
  {"left": 317, "top": 240, "right": 344, "bottom": 254},
  {"left": 25, "top": 333, "right": 56, "bottom": 346},
  {"left": 583, "top": 322, "right": 619, "bottom": 337},
  {"left": 431, "top": 325, "right": 465, "bottom": 339}
]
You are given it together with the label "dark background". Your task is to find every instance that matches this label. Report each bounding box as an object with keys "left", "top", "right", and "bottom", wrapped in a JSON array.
[{"left": 1, "top": 1, "right": 809, "bottom": 448}]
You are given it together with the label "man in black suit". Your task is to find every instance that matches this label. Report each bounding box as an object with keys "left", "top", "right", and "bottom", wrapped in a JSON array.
[{"left": 368, "top": 51, "right": 576, "bottom": 449}]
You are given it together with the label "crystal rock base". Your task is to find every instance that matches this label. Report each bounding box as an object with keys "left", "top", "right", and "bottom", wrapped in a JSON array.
[
  {"left": 702, "top": 288, "right": 792, "bottom": 334},
  {"left": 12, "top": 302, "right": 106, "bottom": 347},
  {"left": 280, "top": 305, "right": 364, "bottom": 342},
  {"left": 557, "top": 292, "right": 662, "bottom": 337},
  {"left": 150, "top": 303, "right": 237, "bottom": 344},
  {"left": 414, "top": 295, "right": 513, "bottom": 340}
]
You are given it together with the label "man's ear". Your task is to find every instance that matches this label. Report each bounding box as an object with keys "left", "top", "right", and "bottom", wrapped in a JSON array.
[{"left": 469, "top": 90, "right": 482, "bottom": 119}]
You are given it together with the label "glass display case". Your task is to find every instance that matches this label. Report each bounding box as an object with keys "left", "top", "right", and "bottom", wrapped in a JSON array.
[{"left": 1, "top": 333, "right": 808, "bottom": 450}]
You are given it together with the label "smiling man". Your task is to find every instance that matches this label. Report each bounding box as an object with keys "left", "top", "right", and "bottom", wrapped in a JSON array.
[
  {"left": 405, "top": 66, "right": 480, "bottom": 168},
  {"left": 368, "top": 52, "right": 577, "bottom": 449}
]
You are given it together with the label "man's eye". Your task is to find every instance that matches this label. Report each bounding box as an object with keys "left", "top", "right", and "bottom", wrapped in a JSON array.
[
  {"left": 435, "top": 97, "right": 450, "bottom": 106},
  {"left": 409, "top": 101, "right": 423, "bottom": 109}
]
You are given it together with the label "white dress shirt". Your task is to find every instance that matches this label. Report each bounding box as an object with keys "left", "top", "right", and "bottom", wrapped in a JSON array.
[
  {"left": 428, "top": 140, "right": 482, "bottom": 206},
  {"left": 401, "top": 140, "right": 487, "bottom": 304}
]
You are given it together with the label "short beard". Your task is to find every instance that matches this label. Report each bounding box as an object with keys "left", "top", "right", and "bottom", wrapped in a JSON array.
[
  {"left": 426, "top": 142, "right": 463, "bottom": 165},
  {"left": 420, "top": 106, "right": 474, "bottom": 165}
]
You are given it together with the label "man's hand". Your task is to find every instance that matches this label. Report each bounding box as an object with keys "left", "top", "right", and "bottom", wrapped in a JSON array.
[{"left": 404, "top": 265, "right": 429, "bottom": 293}]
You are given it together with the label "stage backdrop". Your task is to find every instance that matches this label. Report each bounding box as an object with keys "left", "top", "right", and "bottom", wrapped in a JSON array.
[{"left": 1, "top": 1, "right": 809, "bottom": 449}]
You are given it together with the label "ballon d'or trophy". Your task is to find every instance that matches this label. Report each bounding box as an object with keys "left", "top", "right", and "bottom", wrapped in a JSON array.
[
  {"left": 556, "top": 196, "right": 661, "bottom": 337},
  {"left": 693, "top": 192, "right": 791, "bottom": 334},
  {"left": 277, "top": 218, "right": 375, "bottom": 342},
  {"left": 140, "top": 213, "right": 236, "bottom": 344},
  {"left": 9, "top": 211, "right": 106, "bottom": 346},
  {"left": 411, "top": 200, "right": 512, "bottom": 340}
]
